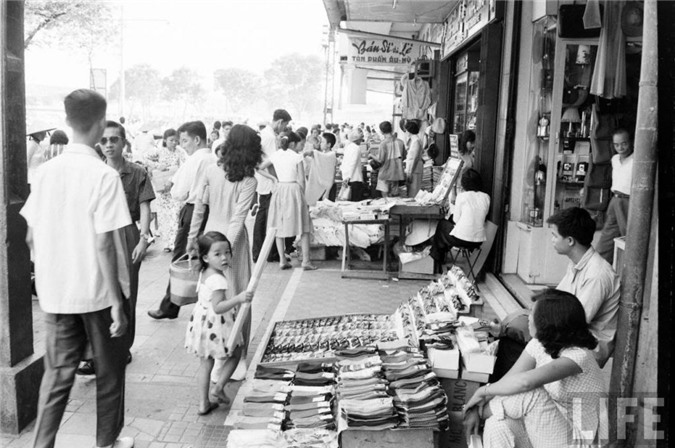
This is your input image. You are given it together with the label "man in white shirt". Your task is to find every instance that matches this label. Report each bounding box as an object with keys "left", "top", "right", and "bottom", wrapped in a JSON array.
[
  {"left": 148, "top": 121, "right": 216, "bottom": 319},
  {"left": 252, "top": 109, "right": 292, "bottom": 262},
  {"left": 595, "top": 128, "right": 634, "bottom": 263},
  {"left": 490, "top": 207, "right": 620, "bottom": 381},
  {"left": 340, "top": 128, "right": 365, "bottom": 201},
  {"left": 21, "top": 89, "right": 134, "bottom": 448}
]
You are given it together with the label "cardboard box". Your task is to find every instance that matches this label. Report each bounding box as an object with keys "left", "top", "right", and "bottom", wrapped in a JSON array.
[
  {"left": 400, "top": 254, "right": 434, "bottom": 274},
  {"left": 462, "top": 351, "right": 496, "bottom": 375},
  {"left": 439, "top": 378, "right": 482, "bottom": 448},
  {"left": 433, "top": 367, "right": 460, "bottom": 379},
  {"left": 428, "top": 347, "right": 460, "bottom": 371}
]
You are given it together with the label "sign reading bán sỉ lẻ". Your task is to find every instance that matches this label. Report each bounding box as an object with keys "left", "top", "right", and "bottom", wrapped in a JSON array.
[{"left": 343, "top": 36, "right": 425, "bottom": 66}]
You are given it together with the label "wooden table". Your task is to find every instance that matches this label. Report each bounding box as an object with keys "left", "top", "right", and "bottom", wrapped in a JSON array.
[{"left": 341, "top": 218, "right": 390, "bottom": 280}]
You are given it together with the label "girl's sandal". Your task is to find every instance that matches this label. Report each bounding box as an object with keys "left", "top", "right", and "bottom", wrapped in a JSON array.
[
  {"left": 210, "top": 390, "right": 231, "bottom": 405},
  {"left": 301, "top": 263, "right": 318, "bottom": 271},
  {"left": 280, "top": 263, "right": 292, "bottom": 270},
  {"left": 197, "top": 402, "right": 219, "bottom": 415}
]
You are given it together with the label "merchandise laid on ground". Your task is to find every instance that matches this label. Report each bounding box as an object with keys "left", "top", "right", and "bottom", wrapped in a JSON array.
[{"left": 226, "top": 266, "right": 495, "bottom": 448}]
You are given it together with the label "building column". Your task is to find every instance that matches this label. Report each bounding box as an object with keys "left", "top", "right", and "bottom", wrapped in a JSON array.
[{"left": 0, "top": 0, "right": 44, "bottom": 434}]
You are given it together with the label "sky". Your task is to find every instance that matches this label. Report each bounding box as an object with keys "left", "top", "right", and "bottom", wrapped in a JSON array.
[{"left": 26, "top": 0, "right": 330, "bottom": 88}]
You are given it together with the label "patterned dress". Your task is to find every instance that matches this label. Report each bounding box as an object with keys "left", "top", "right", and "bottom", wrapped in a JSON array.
[
  {"left": 151, "top": 146, "right": 186, "bottom": 248},
  {"left": 185, "top": 273, "right": 243, "bottom": 359}
]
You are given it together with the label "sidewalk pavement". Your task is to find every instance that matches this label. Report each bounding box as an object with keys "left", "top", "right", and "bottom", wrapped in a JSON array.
[{"left": 1, "top": 230, "right": 495, "bottom": 448}]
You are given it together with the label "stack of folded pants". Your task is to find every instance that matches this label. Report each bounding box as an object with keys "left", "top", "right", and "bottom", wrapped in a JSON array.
[
  {"left": 233, "top": 365, "right": 295, "bottom": 430},
  {"left": 379, "top": 346, "right": 450, "bottom": 429},
  {"left": 335, "top": 346, "right": 398, "bottom": 431},
  {"left": 286, "top": 361, "right": 336, "bottom": 430}
]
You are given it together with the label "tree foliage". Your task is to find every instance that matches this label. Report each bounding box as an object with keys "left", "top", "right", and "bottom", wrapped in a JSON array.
[
  {"left": 162, "top": 66, "right": 206, "bottom": 116},
  {"left": 109, "top": 64, "right": 162, "bottom": 104},
  {"left": 213, "top": 67, "right": 261, "bottom": 114},
  {"left": 263, "top": 53, "right": 324, "bottom": 121},
  {"left": 24, "top": 0, "right": 118, "bottom": 52}
]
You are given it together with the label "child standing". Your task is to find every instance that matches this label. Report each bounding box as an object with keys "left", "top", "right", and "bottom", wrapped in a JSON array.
[
  {"left": 185, "top": 231, "right": 252, "bottom": 415},
  {"left": 257, "top": 131, "right": 318, "bottom": 271}
]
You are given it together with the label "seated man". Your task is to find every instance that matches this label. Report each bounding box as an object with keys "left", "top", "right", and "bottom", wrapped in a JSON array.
[{"left": 490, "top": 207, "right": 620, "bottom": 381}]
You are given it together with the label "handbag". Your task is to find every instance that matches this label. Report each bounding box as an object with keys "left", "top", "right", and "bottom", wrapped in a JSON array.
[
  {"left": 338, "top": 184, "right": 351, "bottom": 201},
  {"left": 169, "top": 254, "right": 200, "bottom": 306}
]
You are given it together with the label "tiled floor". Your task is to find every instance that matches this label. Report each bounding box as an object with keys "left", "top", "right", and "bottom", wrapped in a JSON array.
[{"left": 2, "top": 217, "right": 498, "bottom": 447}]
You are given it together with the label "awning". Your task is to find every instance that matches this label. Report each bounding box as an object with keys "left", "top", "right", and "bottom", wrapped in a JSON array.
[{"left": 322, "top": 0, "right": 460, "bottom": 27}]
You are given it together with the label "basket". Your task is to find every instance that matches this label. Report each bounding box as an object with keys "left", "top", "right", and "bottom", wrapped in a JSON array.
[{"left": 169, "top": 254, "right": 200, "bottom": 306}]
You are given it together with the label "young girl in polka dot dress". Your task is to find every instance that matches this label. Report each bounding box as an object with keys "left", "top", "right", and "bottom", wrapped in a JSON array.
[{"left": 185, "top": 231, "right": 253, "bottom": 415}]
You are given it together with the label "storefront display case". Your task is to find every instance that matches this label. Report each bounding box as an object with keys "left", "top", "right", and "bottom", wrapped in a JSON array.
[{"left": 451, "top": 50, "right": 480, "bottom": 134}]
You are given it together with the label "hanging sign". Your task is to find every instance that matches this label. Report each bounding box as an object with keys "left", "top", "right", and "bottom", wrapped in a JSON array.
[
  {"left": 442, "top": 0, "right": 501, "bottom": 59},
  {"left": 339, "top": 30, "right": 439, "bottom": 66}
]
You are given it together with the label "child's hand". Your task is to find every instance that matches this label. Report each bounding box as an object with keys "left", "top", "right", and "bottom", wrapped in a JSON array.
[{"left": 241, "top": 291, "right": 253, "bottom": 304}]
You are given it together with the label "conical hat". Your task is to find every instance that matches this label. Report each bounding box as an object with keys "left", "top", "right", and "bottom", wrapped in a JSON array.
[{"left": 26, "top": 121, "right": 56, "bottom": 136}]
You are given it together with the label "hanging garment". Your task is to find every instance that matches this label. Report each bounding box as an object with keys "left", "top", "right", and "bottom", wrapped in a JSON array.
[
  {"left": 590, "top": 0, "right": 627, "bottom": 99},
  {"left": 400, "top": 74, "right": 432, "bottom": 120},
  {"left": 305, "top": 151, "right": 337, "bottom": 206}
]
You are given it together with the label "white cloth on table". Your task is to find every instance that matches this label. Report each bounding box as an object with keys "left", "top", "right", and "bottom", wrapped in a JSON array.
[{"left": 20, "top": 144, "right": 132, "bottom": 314}]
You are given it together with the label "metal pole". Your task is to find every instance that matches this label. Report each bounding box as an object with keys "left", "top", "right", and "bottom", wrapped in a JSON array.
[
  {"left": 609, "top": 0, "right": 658, "bottom": 445},
  {"left": 119, "top": 3, "right": 125, "bottom": 119}
]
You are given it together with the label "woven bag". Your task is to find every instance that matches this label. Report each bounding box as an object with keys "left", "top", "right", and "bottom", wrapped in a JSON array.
[{"left": 169, "top": 254, "right": 199, "bottom": 306}]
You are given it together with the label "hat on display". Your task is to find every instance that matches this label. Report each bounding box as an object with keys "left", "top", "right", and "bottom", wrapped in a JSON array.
[
  {"left": 405, "top": 220, "right": 438, "bottom": 246},
  {"left": 431, "top": 117, "right": 446, "bottom": 134},
  {"left": 26, "top": 121, "right": 56, "bottom": 136},
  {"left": 348, "top": 128, "right": 363, "bottom": 142}
]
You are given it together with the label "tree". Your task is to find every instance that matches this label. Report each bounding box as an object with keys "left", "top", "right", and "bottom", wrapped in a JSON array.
[
  {"left": 213, "top": 67, "right": 261, "bottom": 114},
  {"left": 162, "top": 67, "right": 206, "bottom": 117},
  {"left": 109, "top": 64, "right": 162, "bottom": 119},
  {"left": 263, "top": 53, "right": 324, "bottom": 121},
  {"left": 24, "top": 0, "right": 118, "bottom": 51}
]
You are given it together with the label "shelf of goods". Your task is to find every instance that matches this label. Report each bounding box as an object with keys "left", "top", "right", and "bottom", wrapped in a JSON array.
[{"left": 227, "top": 266, "right": 495, "bottom": 448}]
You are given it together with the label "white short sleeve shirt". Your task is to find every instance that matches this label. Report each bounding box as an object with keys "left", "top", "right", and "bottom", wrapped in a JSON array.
[{"left": 21, "top": 144, "right": 133, "bottom": 314}]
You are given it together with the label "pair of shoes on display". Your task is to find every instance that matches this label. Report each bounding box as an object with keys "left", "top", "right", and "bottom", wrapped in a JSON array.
[
  {"left": 147, "top": 309, "right": 177, "bottom": 320},
  {"left": 76, "top": 359, "right": 95, "bottom": 376}
]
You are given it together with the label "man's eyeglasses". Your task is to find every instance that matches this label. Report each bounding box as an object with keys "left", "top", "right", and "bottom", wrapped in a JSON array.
[{"left": 100, "top": 136, "right": 121, "bottom": 145}]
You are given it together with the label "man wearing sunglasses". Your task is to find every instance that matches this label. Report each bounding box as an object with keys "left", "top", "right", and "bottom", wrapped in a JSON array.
[
  {"left": 77, "top": 121, "right": 156, "bottom": 376},
  {"left": 21, "top": 89, "right": 135, "bottom": 448}
]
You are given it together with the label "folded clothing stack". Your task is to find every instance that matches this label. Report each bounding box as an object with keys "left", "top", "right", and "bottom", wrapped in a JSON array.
[
  {"left": 335, "top": 346, "right": 398, "bottom": 431},
  {"left": 285, "top": 361, "right": 336, "bottom": 431},
  {"left": 379, "top": 346, "right": 450, "bottom": 430},
  {"left": 238, "top": 378, "right": 291, "bottom": 430}
]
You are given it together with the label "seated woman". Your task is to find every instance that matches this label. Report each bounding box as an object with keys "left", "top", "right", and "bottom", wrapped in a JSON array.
[
  {"left": 463, "top": 289, "right": 608, "bottom": 447},
  {"left": 430, "top": 168, "right": 489, "bottom": 274}
]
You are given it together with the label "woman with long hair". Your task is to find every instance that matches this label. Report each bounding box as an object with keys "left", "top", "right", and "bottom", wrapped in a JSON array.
[
  {"left": 463, "top": 289, "right": 607, "bottom": 447},
  {"left": 187, "top": 124, "right": 263, "bottom": 392}
]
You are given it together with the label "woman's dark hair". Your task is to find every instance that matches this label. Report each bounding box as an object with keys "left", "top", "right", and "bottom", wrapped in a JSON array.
[
  {"left": 50, "top": 130, "right": 69, "bottom": 145},
  {"left": 296, "top": 127, "right": 308, "bottom": 140},
  {"left": 218, "top": 124, "right": 263, "bottom": 182},
  {"left": 163, "top": 128, "right": 177, "bottom": 147},
  {"left": 197, "top": 231, "right": 231, "bottom": 271},
  {"left": 404, "top": 120, "right": 420, "bottom": 135},
  {"left": 460, "top": 168, "right": 483, "bottom": 192},
  {"left": 459, "top": 130, "right": 476, "bottom": 155},
  {"left": 398, "top": 118, "right": 407, "bottom": 132},
  {"left": 279, "top": 130, "right": 301, "bottom": 151},
  {"left": 379, "top": 121, "right": 392, "bottom": 134},
  {"left": 532, "top": 289, "right": 597, "bottom": 358},
  {"left": 546, "top": 207, "right": 596, "bottom": 247}
]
